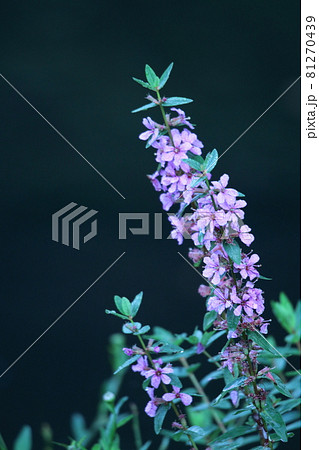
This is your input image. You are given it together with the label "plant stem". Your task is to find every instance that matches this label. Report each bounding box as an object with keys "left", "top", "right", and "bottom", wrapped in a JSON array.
[
  {"left": 243, "top": 332, "right": 273, "bottom": 449},
  {"left": 180, "top": 357, "right": 227, "bottom": 434},
  {"left": 130, "top": 402, "right": 143, "bottom": 450},
  {"left": 156, "top": 89, "right": 175, "bottom": 145},
  {"left": 134, "top": 323, "right": 199, "bottom": 449}
]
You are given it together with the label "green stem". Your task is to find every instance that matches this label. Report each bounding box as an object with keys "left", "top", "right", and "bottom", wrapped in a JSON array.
[
  {"left": 156, "top": 89, "right": 175, "bottom": 145},
  {"left": 180, "top": 357, "right": 226, "bottom": 433},
  {"left": 133, "top": 321, "right": 198, "bottom": 449},
  {"left": 130, "top": 403, "right": 143, "bottom": 449},
  {"left": 243, "top": 332, "right": 273, "bottom": 449}
]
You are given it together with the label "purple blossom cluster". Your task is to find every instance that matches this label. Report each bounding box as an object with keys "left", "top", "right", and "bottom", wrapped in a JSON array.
[
  {"left": 139, "top": 107, "right": 271, "bottom": 371},
  {"left": 124, "top": 342, "right": 192, "bottom": 417}
]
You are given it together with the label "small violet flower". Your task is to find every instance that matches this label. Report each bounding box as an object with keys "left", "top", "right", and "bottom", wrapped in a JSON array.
[
  {"left": 162, "top": 386, "right": 193, "bottom": 406},
  {"left": 145, "top": 388, "right": 158, "bottom": 417},
  {"left": 145, "top": 362, "right": 174, "bottom": 388},
  {"left": 139, "top": 117, "right": 159, "bottom": 145}
]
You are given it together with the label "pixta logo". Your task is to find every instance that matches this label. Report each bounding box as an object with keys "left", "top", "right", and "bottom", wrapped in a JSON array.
[{"left": 52, "top": 202, "right": 98, "bottom": 250}]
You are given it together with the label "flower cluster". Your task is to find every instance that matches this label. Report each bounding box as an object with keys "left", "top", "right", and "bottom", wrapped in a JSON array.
[
  {"left": 139, "top": 108, "right": 268, "bottom": 341},
  {"left": 123, "top": 342, "right": 192, "bottom": 417}
]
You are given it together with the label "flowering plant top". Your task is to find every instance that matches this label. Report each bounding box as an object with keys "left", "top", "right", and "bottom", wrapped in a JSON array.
[{"left": 104, "top": 63, "right": 301, "bottom": 450}]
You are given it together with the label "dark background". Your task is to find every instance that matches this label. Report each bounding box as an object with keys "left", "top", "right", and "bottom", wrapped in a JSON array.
[{"left": 0, "top": 1, "right": 300, "bottom": 449}]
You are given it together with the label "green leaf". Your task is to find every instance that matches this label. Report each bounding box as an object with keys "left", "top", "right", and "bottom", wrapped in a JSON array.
[
  {"left": 223, "top": 240, "right": 241, "bottom": 265},
  {"left": 134, "top": 325, "right": 151, "bottom": 335},
  {"left": 186, "top": 152, "right": 205, "bottom": 164},
  {"left": 158, "top": 62, "right": 174, "bottom": 89},
  {"left": 122, "top": 321, "right": 142, "bottom": 334},
  {"left": 223, "top": 376, "right": 247, "bottom": 392},
  {"left": 162, "top": 97, "right": 193, "bottom": 107},
  {"left": 259, "top": 274, "right": 272, "bottom": 280},
  {"left": 132, "top": 77, "right": 152, "bottom": 89},
  {"left": 131, "top": 291, "right": 143, "bottom": 317},
  {"left": 139, "top": 442, "right": 152, "bottom": 450},
  {"left": 114, "top": 355, "right": 139, "bottom": 375},
  {"left": 227, "top": 308, "right": 240, "bottom": 332},
  {"left": 271, "top": 373, "right": 293, "bottom": 398},
  {"left": 105, "top": 309, "right": 128, "bottom": 320},
  {"left": 271, "top": 292, "right": 296, "bottom": 334},
  {"left": 121, "top": 297, "right": 132, "bottom": 316},
  {"left": 186, "top": 426, "right": 206, "bottom": 437},
  {"left": 295, "top": 300, "right": 301, "bottom": 338},
  {"left": 205, "top": 330, "right": 226, "bottom": 347},
  {"left": 168, "top": 373, "right": 183, "bottom": 388},
  {"left": 145, "top": 64, "right": 160, "bottom": 88},
  {"left": 131, "top": 102, "right": 157, "bottom": 113},
  {"left": 182, "top": 158, "right": 203, "bottom": 171},
  {"left": 261, "top": 399, "right": 288, "bottom": 442},
  {"left": 154, "top": 404, "right": 170, "bottom": 435},
  {"left": 276, "top": 398, "right": 301, "bottom": 414},
  {"left": 117, "top": 413, "right": 134, "bottom": 428},
  {"left": 204, "top": 149, "right": 218, "bottom": 173},
  {"left": 13, "top": 426, "right": 32, "bottom": 450},
  {"left": 190, "top": 175, "right": 207, "bottom": 188},
  {"left": 247, "top": 330, "right": 278, "bottom": 355},
  {"left": 211, "top": 425, "right": 252, "bottom": 443},
  {"left": 203, "top": 310, "right": 217, "bottom": 331},
  {"left": 114, "top": 295, "right": 125, "bottom": 315},
  {"left": 70, "top": 413, "right": 87, "bottom": 441},
  {"left": 0, "top": 434, "right": 8, "bottom": 450}
]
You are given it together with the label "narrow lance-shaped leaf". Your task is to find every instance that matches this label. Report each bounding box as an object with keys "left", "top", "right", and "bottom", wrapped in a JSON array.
[
  {"left": 227, "top": 308, "right": 240, "bottom": 332},
  {"left": 145, "top": 64, "right": 160, "bottom": 88},
  {"left": 158, "top": 62, "right": 174, "bottom": 89},
  {"left": 13, "top": 426, "right": 32, "bottom": 450},
  {"left": 162, "top": 97, "right": 193, "bottom": 107},
  {"left": 261, "top": 399, "right": 288, "bottom": 442},
  {"left": 132, "top": 77, "right": 152, "bottom": 89},
  {"left": 154, "top": 404, "right": 170, "bottom": 435},
  {"left": 114, "top": 355, "right": 139, "bottom": 375},
  {"left": 223, "top": 240, "right": 241, "bottom": 265},
  {"left": 182, "top": 158, "right": 203, "bottom": 171},
  {"left": 204, "top": 149, "right": 218, "bottom": 173},
  {"left": 131, "top": 291, "right": 143, "bottom": 317},
  {"left": 248, "top": 330, "right": 278, "bottom": 355},
  {"left": 132, "top": 102, "right": 157, "bottom": 113}
]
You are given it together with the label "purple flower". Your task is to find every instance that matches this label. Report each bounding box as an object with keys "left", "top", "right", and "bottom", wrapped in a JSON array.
[
  {"left": 194, "top": 204, "right": 227, "bottom": 233},
  {"left": 202, "top": 253, "right": 226, "bottom": 285},
  {"left": 162, "top": 386, "right": 193, "bottom": 406},
  {"left": 234, "top": 254, "right": 260, "bottom": 280},
  {"left": 198, "top": 284, "right": 211, "bottom": 297},
  {"left": 238, "top": 225, "right": 254, "bottom": 246},
  {"left": 180, "top": 129, "right": 203, "bottom": 155},
  {"left": 196, "top": 342, "right": 205, "bottom": 354},
  {"left": 139, "top": 117, "right": 159, "bottom": 145},
  {"left": 159, "top": 192, "right": 175, "bottom": 211},
  {"left": 145, "top": 362, "right": 173, "bottom": 388},
  {"left": 147, "top": 171, "right": 162, "bottom": 191},
  {"left": 212, "top": 174, "right": 238, "bottom": 207},
  {"left": 223, "top": 200, "right": 247, "bottom": 228},
  {"left": 123, "top": 347, "right": 134, "bottom": 356},
  {"left": 145, "top": 388, "right": 158, "bottom": 417},
  {"left": 168, "top": 215, "right": 191, "bottom": 245},
  {"left": 231, "top": 289, "right": 255, "bottom": 317},
  {"left": 170, "top": 108, "right": 194, "bottom": 129},
  {"left": 132, "top": 356, "right": 150, "bottom": 376},
  {"left": 207, "top": 287, "right": 232, "bottom": 314},
  {"left": 188, "top": 247, "right": 204, "bottom": 263},
  {"left": 230, "top": 390, "right": 239, "bottom": 407}
]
